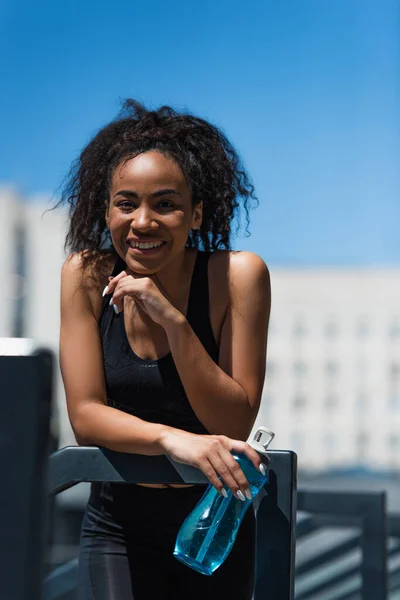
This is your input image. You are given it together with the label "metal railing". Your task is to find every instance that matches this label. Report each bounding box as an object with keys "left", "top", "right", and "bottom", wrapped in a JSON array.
[
  {"left": 46, "top": 448, "right": 396, "bottom": 600},
  {"left": 295, "top": 490, "right": 389, "bottom": 599},
  {"left": 45, "top": 445, "right": 298, "bottom": 600},
  {"left": 0, "top": 348, "right": 395, "bottom": 600}
]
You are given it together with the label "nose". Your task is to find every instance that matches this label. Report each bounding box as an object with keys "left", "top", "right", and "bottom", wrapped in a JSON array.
[{"left": 131, "top": 204, "right": 158, "bottom": 231}]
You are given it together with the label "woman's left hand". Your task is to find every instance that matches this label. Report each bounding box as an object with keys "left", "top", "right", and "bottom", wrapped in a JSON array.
[{"left": 104, "top": 270, "right": 181, "bottom": 328}]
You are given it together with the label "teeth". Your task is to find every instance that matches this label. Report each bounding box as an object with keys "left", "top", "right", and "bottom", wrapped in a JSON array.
[{"left": 130, "top": 241, "right": 164, "bottom": 249}]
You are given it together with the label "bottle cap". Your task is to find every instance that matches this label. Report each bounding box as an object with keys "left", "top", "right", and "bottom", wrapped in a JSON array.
[{"left": 250, "top": 426, "right": 275, "bottom": 456}]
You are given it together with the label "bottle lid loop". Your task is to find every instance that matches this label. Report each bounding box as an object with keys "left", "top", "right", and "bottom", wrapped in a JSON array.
[{"left": 250, "top": 426, "right": 275, "bottom": 455}]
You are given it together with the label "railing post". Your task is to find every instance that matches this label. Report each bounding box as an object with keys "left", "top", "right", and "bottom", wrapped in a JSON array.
[
  {"left": 254, "top": 451, "right": 297, "bottom": 600},
  {"left": 0, "top": 343, "right": 53, "bottom": 600},
  {"left": 360, "top": 492, "right": 387, "bottom": 599}
]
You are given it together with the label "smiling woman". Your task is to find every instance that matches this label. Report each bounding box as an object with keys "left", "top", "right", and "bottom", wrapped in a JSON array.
[{"left": 57, "top": 99, "right": 271, "bottom": 600}]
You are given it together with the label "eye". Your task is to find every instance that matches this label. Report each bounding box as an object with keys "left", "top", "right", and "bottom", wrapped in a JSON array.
[
  {"left": 157, "top": 200, "right": 174, "bottom": 209},
  {"left": 118, "top": 200, "right": 136, "bottom": 210}
]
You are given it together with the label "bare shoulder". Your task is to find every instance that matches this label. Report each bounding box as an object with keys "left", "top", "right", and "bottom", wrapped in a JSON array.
[
  {"left": 61, "top": 250, "right": 116, "bottom": 317},
  {"left": 61, "top": 251, "right": 86, "bottom": 282},
  {"left": 210, "top": 250, "right": 270, "bottom": 300},
  {"left": 62, "top": 250, "right": 115, "bottom": 288}
]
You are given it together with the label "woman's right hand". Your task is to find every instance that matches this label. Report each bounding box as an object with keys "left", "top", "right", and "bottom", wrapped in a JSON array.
[{"left": 159, "top": 428, "right": 266, "bottom": 501}]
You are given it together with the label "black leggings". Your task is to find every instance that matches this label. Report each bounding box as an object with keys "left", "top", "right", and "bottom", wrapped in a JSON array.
[{"left": 78, "top": 482, "right": 256, "bottom": 600}]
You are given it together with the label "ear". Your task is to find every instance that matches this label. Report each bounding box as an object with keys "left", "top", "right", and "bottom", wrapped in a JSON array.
[
  {"left": 105, "top": 200, "right": 110, "bottom": 226},
  {"left": 191, "top": 201, "right": 203, "bottom": 230}
]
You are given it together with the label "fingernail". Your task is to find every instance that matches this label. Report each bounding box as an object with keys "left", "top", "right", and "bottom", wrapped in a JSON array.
[
  {"left": 245, "top": 488, "right": 252, "bottom": 500},
  {"left": 221, "top": 488, "right": 228, "bottom": 498},
  {"left": 109, "top": 297, "right": 113, "bottom": 306},
  {"left": 113, "top": 304, "right": 119, "bottom": 315},
  {"left": 259, "top": 463, "right": 266, "bottom": 476},
  {"left": 236, "top": 491, "right": 246, "bottom": 502},
  {"left": 102, "top": 286, "right": 109, "bottom": 297},
  {"left": 108, "top": 276, "right": 114, "bottom": 281}
]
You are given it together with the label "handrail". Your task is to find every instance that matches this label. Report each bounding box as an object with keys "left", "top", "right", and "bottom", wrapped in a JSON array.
[{"left": 48, "top": 445, "right": 208, "bottom": 494}]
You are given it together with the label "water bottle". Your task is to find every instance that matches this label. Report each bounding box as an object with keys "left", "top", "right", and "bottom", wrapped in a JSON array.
[{"left": 173, "top": 426, "right": 274, "bottom": 576}]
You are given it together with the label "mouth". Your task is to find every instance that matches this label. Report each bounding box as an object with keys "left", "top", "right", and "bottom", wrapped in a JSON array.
[{"left": 127, "top": 239, "right": 167, "bottom": 255}]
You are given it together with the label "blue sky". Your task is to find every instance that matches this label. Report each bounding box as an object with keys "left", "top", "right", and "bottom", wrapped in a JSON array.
[{"left": 1, "top": 0, "right": 398, "bottom": 265}]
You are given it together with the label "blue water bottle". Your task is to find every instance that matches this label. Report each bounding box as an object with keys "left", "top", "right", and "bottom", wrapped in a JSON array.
[{"left": 173, "top": 426, "right": 275, "bottom": 575}]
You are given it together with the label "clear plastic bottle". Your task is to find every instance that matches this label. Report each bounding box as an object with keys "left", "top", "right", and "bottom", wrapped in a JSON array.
[{"left": 173, "top": 426, "right": 274, "bottom": 576}]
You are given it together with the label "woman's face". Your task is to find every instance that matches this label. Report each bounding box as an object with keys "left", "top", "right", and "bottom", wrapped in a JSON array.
[{"left": 106, "top": 151, "right": 202, "bottom": 274}]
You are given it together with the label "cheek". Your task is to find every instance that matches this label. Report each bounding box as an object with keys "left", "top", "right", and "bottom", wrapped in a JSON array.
[
  {"left": 164, "top": 211, "right": 192, "bottom": 230},
  {"left": 108, "top": 211, "right": 128, "bottom": 229}
]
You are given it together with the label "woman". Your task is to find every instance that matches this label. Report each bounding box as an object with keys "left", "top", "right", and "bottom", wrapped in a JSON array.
[{"left": 59, "top": 99, "right": 271, "bottom": 599}]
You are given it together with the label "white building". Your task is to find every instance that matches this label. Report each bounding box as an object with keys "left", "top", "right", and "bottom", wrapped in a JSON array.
[
  {"left": 0, "top": 189, "right": 399, "bottom": 471},
  {"left": 0, "top": 188, "right": 26, "bottom": 337},
  {"left": 23, "top": 199, "right": 70, "bottom": 446},
  {"left": 255, "top": 268, "right": 400, "bottom": 472}
]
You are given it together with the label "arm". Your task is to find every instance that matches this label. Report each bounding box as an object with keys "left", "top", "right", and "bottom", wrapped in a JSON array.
[
  {"left": 60, "top": 254, "right": 167, "bottom": 455},
  {"left": 164, "top": 252, "right": 271, "bottom": 440}
]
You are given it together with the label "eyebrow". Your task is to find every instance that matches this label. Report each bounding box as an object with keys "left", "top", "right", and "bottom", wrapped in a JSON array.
[{"left": 114, "top": 188, "right": 181, "bottom": 199}]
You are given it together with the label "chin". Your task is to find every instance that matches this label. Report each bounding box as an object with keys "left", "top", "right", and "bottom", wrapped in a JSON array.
[{"left": 124, "top": 255, "right": 165, "bottom": 276}]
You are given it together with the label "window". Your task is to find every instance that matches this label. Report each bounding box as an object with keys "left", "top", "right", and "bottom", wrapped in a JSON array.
[
  {"left": 389, "top": 318, "right": 400, "bottom": 340},
  {"left": 266, "top": 361, "right": 277, "bottom": 380},
  {"left": 292, "top": 393, "right": 307, "bottom": 410},
  {"left": 325, "top": 361, "right": 339, "bottom": 378},
  {"left": 388, "top": 434, "right": 400, "bottom": 452},
  {"left": 356, "top": 318, "right": 370, "bottom": 340},
  {"left": 12, "top": 225, "right": 26, "bottom": 337},
  {"left": 389, "top": 363, "right": 400, "bottom": 385},
  {"left": 356, "top": 431, "right": 369, "bottom": 458},
  {"left": 293, "top": 315, "right": 307, "bottom": 338},
  {"left": 293, "top": 361, "right": 307, "bottom": 378},
  {"left": 324, "top": 317, "right": 339, "bottom": 340},
  {"left": 389, "top": 394, "right": 400, "bottom": 411}
]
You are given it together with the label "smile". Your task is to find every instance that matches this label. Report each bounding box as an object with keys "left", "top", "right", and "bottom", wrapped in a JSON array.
[
  {"left": 129, "top": 240, "right": 165, "bottom": 249},
  {"left": 127, "top": 240, "right": 167, "bottom": 255}
]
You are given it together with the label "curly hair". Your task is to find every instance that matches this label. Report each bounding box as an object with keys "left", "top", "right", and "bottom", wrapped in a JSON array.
[{"left": 58, "top": 99, "right": 257, "bottom": 259}]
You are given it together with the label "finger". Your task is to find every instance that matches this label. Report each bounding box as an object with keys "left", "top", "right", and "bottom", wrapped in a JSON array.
[
  {"left": 207, "top": 453, "right": 241, "bottom": 499},
  {"left": 199, "top": 459, "right": 228, "bottom": 498},
  {"left": 216, "top": 449, "right": 251, "bottom": 500},
  {"left": 229, "top": 439, "right": 266, "bottom": 476},
  {"left": 101, "top": 276, "right": 115, "bottom": 297},
  {"left": 110, "top": 279, "right": 137, "bottom": 313},
  {"left": 103, "top": 270, "right": 128, "bottom": 296}
]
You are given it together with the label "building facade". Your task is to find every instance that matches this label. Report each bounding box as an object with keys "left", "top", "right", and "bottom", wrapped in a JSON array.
[{"left": 255, "top": 268, "right": 400, "bottom": 471}]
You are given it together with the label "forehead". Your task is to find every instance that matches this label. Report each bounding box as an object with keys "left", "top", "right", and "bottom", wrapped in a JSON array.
[{"left": 111, "top": 151, "right": 187, "bottom": 190}]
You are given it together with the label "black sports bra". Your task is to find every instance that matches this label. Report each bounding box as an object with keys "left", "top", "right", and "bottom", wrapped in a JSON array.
[{"left": 99, "top": 251, "right": 219, "bottom": 435}]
